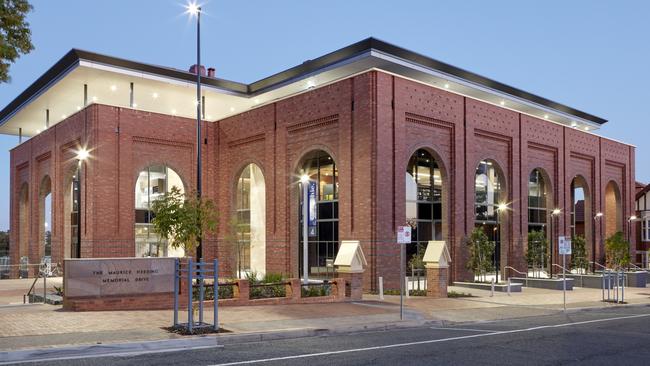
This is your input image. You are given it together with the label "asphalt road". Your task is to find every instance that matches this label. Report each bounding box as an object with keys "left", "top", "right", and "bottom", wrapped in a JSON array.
[{"left": 12, "top": 306, "right": 650, "bottom": 365}]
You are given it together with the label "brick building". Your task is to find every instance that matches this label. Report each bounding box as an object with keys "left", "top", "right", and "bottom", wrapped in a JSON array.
[{"left": 0, "top": 39, "right": 636, "bottom": 289}]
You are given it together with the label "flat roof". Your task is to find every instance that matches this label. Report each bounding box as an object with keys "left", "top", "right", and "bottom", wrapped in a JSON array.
[{"left": 0, "top": 37, "right": 607, "bottom": 138}]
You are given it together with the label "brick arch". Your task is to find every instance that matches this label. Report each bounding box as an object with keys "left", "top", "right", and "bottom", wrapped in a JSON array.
[
  {"left": 290, "top": 144, "right": 339, "bottom": 175},
  {"left": 604, "top": 180, "right": 623, "bottom": 239}
]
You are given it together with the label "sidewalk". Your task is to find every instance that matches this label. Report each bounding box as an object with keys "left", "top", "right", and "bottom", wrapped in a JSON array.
[{"left": 1, "top": 281, "right": 649, "bottom": 352}]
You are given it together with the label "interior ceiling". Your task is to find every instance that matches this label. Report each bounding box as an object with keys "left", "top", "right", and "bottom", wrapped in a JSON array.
[{"left": 0, "top": 50, "right": 602, "bottom": 140}]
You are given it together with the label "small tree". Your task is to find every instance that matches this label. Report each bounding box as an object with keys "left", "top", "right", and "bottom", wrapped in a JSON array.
[
  {"left": 526, "top": 230, "right": 547, "bottom": 278},
  {"left": 466, "top": 227, "right": 495, "bottom": 282},
  {"left": 605, "top": 231, "right": 630, "bottom": 270},
  {"left": 150, "top": 187, "right": 218, "bottom": 257},
  {"left": 570, "top": 235, "right": 588, "bottom": 274}
]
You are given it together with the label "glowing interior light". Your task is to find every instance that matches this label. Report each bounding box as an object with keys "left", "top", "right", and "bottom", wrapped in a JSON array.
[
  {"left": 584, "top": 126, "right": 590, "bottom": 131},
  {"left": 230, "top": 107, "right": 235, "bottom": 112},
  {"left": 544, "top": 114, "right": 549, "bottom": 119},
  {"left": 254, "top": 98, "right": 260, "bottom": 104},
  {"left": 500, "top": 100, "right": 505, "bottom": 106},
  {"left": 36, "top": 129, "right": 41, "bottom": 133},
  {"left": 92, "top": 96, "right": 98, "bottom": 102},
  {"left": 76, "top": 106, "right": 81, "bottom": 111},
  {"left": 171, "top": 109, "right": 177, "bottom": 115},
  {"left": 152, "top": 92, "right": 158, "bottom": 99},
  {"left": 110, "top": 85, "right": 117, "bottom": 91},
  {"left": 444, "top": 83, "right": 450, "bottom": 89},
  {"left": 132, "top": 103, "right": 138, "bottom": 108}
]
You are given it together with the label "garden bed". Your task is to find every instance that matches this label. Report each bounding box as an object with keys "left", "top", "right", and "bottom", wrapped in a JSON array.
[
  {"left": 510, "top": 277, "right": 573, "bottom": 290},
  {"left": 453, "top": 281, "right": 522, "bottom": 292}
]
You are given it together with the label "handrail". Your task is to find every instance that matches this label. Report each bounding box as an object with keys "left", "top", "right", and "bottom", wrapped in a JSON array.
[
  {"left": 504, "top": 266, "right": 527, "bottom": 286},
  {"left": 589, "top": 261, "right": 610, "bottom": 271},
  {"left": 552, "top": 263, "right": 570, "bottom": 273},
  {"left": 24, "top": 276, "right": 39, "bottom": 303},
  {"left": 628, "top": 263, "right": 644, "bottom": 271}
]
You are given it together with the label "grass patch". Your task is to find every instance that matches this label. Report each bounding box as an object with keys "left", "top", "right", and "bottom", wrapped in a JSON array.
[{"left": 447, "top": 290, "right": 474, "bottom": 298}]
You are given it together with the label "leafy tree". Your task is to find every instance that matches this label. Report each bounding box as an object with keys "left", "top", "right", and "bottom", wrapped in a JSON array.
[
  {"left": 466, "top": 227, "right": 495, "bottom": 282},
  {"left": 526, "top": 230, "right": 547, "bottom": 277},
  {"left": 150, "top": 186, "right": 218, "bottom": 257},
  {"left": 1, "top": 0, "right": 34, "bottom": 83},
  {"left": 0, "top": 230, "right": 9, "bottom": 256},
  {"left": 570, "top": 235, "right": 588, "bottom": 273},
  {"left": 605, "top": 231, "right": 630, "bottom": 270}
]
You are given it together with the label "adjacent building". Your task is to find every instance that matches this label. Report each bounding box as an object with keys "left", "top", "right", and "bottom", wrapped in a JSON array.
[{"left": 0, "top": 38, "right": 636, "bottom": 289}]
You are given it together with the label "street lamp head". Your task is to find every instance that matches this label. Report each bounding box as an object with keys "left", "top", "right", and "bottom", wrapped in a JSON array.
[
  {"left": 300, "top": 174, "right": 309, "bottom": 184},
  {"left": 186, "top": 2, "right": 201, "bottom": 15},
  {"left": 497, "top": 203, "right": 508, "bottom": 212},
  {"left": 595, "top": 212, "right": 604, "bottom": 218},
  {"left": 629, "top": 215, "right": 638, "bottom": 221},
  {"left": 76, "top": 148, "right": 89, "bottom": 161},
  {"left": 551, "top": 208, "right": 561, "bottom": 216}
]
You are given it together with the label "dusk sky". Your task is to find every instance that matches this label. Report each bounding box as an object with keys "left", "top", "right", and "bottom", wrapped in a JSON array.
[{"left": 0, "top": 0, "right": 648, "bottom": 231}]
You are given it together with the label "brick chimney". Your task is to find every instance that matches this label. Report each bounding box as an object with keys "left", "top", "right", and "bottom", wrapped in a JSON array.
[
  {"left": 189, "top": 64, "right": 206, "bottom": 76},
  {"left": 207, "top": 67, "right": 216, "bottom": 78}
]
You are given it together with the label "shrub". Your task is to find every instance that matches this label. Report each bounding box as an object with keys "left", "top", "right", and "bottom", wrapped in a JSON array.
[{"left": 248, "top": 272, "right": 287, "bottom": 299}]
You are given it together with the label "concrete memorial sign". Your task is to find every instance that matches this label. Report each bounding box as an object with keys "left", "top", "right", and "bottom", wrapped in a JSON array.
[{"left": 64, "top": 257, "right": 176, "bottom": 298}]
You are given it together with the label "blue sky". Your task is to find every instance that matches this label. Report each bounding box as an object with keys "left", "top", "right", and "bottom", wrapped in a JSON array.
[{"left": 0, "top": 0, "right": 648, "bottom": 230}]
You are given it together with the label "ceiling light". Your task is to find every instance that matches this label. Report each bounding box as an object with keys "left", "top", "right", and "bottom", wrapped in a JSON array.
[
  {"left": 571, "top": 121, "right": 578, "bottom": 128},
  {"left": 444, "top": 83, "right": 450, "bottom": 89},
  {"left": 499, "top": 100, "right": 505, "bottom": 106},
  {"left": 61, "top": 114, "right": 67, "bottom": 119},
  {"left": 110, "top": 85, "right": 117, "bottom": 91},
  {"left": 206, "top": 115, "right": 212, "bottom": 119},
  {"left": 194, "top": 100, "right": 199, "bottom": 106},
  {"left": 171, "top": 109, "right": 177, "bottom": 115},
  {"left": 76, "top": 106, "right": 81, "bottom": 111},
  {"left": 152, "top": 92, "right": 158, "bottom": 99},
  {"left": 92, "top": 96, "right": 98, "bottom": 102},
  {"left": 254, "top": 98, "right": 260, "bottom": 104},
  {"left": 36, "top": 129, "right": 41, "bottom": 133},
  {"left": 306, "top": 80, "right": 316, "bottom": 88},
  {"left": 230, "top": 107, "right": 235, "bottom": 112},
  {"left": 544, "top": 114, "right": 549, "bottom": 119},
  {"left": 584, "top": 126, "right": 590, "bottom": 131},
  {"left": 132, "top": 103, "right": 138, "bottom": 108}
]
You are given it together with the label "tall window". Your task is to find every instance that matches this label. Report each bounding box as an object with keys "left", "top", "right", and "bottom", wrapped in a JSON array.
[
  {"left": 299, "top": 151, "right": 339, "bottom": 278},
  {"left": 235, "top": 163, "right": 266, "bottom": 277},
  {"left": 528, "top": 169, "right": 547, "bottom": 233},
  {"left": 406, "top": 149, "right": 442, "bottom": 266},
  {"left": 134, "top": 165, "right": 184, "bottom": 257},
  {"left": 571, "top": 180, "right": 586, "bottom": 238},
  {"left": 475, "top": 160, "right": 502, "bottom": 225},
  {"left": 642, "top": 218, "right": 650, "bottom": 242},
  {"left": 39, "top": 176, "right": 52, "bottom": 260}
]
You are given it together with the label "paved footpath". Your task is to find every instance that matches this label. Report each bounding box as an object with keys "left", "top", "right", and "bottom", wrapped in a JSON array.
[{"left": 1, "top": 279, "right": 649, "bottom": 358}]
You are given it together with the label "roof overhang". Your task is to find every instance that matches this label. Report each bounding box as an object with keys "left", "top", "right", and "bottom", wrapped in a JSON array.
[{"left": 0, "top": 38, "right": 607, "bottom": 138}]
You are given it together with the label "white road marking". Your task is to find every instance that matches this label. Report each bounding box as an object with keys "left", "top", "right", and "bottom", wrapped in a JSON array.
[
  {"left": 429, "top": 327, "right": 500, "bottom": 333},
  {"left": 210, "top": 313, "right": 650, "bottom": 366}
]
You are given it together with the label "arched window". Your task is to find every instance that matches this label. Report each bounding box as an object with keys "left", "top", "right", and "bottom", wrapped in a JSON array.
[
  {"left": 18, "top": 184, "right": 29, "bottom": 268},
  {"left": 299, "top": 150, "right": 338, "bottom": 278},
  {"left": 235, "top": 163, "right": 266, "bottom": 277},
  {"left": 528, "top": 169, "right": 548, "bottom": 233},
  {"left": 406, "top": 149, "right": 442, "bottom": 266},
  {"left": 134, "top": 165, "right": 184, "bottom": 257},
  {"left": 604, "top": 181, "right": 622, "bottom": 239},
  {"left": 571, "top": 178, "right": 588, "bottom": 238}
]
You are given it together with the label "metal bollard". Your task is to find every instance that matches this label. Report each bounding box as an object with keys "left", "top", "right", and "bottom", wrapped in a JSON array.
[
  {"left": 405, "top": 277, "right": 410, "bottom": 298},
  {"left": 43, "top": 274, "right": 47, "bottom": 304},
  {"left": 188, "top": 258, "right": 193, "bottom": 333},
  {"left": 378, "top": 277, "right": 384, "bottom": 300},
  {"left": 490, "top": 278, "right": 495, "bottom": 297},
  {"left": 507, "top": 278, "right": 511, "bottom": 296},
  {"left": 213, "top": 259, "right": 219, "bottom": 332},
  {"left": 620, "top": 271, "right": 625, "bottom": 304},
  {"left": 601, "top": 271, "right": 605, "bottom": 302}
]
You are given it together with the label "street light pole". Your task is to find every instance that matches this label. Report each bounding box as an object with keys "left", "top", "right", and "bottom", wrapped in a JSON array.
[
  {"left": 188, "top": 2, "right": 203, "bottom": 261},
  {"left": 594, "top": 212, "right": 603, "bottom": 273},
  {"left": 495, "top": 203, "right": 508, "bottom": 284},
  {"left": 549, "top": 208, "right": 561, "bottom": 277},
  {"left": 75, "top": 148, "right": 89, "bottom": 258}
]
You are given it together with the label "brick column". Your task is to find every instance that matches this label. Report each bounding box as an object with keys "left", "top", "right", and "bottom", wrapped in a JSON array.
[
  {"left": 236, "top": 279, "right": 250, "bottom": 301},
  {"left": 425, "top": 264, "right": 448, "bottom": 298},
  {"left": 337, "top": 271, "right": 364, "bottom": 300}
]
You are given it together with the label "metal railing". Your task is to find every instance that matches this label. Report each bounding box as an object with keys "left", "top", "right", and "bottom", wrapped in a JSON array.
[
  {"left": 504, "top": 266, "right": 527, "bottom": 287},
  {"left": 22, "top": 262, "right": 61, "bottom": 304}
]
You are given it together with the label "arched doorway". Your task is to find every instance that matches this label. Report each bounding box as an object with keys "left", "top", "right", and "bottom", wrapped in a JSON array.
[
  {"left": 604, "top": 181, "right": 622, "bottom": 239},
  {"left": 406, "top": 149, "right": 443, "bottom": 272},
  {"left": 134, "top": 165, "right": 185, "bottom": 257},
  {"left": 234, "top": 163, "right": 266, "bottom": 278},
  {"left": 63, "top": 166, "right": 81, "bottom": 259},
  {"left": 298, "top": 150, "right": 338, "bottom": 279},
  {"left": 39, "top": 176, "right": 52, "bottom": 261},
  {"left": 474, "top": 159, "right": 507, "bottom": 281}
]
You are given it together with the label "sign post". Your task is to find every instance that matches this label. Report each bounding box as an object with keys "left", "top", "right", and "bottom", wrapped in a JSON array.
[
  {"left": 558, "top": 236, "right": 572, "bottom": 311},
  {"left": 397, "top": 226, "right": 411, "bottom": 320}
]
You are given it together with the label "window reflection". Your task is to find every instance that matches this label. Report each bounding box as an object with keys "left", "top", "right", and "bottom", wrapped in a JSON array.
[{"left": 528, "top": 169, "right": 548, "bottom": 234}]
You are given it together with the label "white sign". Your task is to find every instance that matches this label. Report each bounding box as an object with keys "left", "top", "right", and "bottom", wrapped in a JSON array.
[
  {"left": 397, "top": 226, "right": 412, "bottom": 244},
  {"left": 558, "top": 236, "right": 572, "bottom": 255}
]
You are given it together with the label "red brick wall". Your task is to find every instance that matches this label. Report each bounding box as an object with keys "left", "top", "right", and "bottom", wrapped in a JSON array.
[{"left": 9, "top": 71, "right": 636, "bottom": 292}]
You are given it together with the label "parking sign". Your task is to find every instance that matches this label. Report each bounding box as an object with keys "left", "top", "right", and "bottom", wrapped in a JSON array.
[
  {"left": 558, "top": 236, "right": 572, "bottom": 255},
  {"left": 397, "top": 226, "right": 411, "bottom": 244}
]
